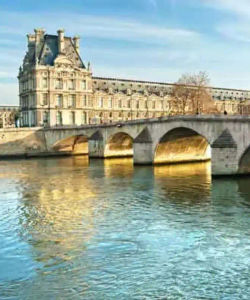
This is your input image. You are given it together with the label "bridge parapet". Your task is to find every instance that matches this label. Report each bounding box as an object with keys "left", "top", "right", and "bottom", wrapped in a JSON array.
[{"left": 0, "top": 115, "right": 249, "bottom": 176}]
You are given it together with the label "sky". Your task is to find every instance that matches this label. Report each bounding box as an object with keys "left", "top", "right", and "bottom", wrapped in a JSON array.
[{"left": 1, "top": 0, "right": 250, "bottom": 104}]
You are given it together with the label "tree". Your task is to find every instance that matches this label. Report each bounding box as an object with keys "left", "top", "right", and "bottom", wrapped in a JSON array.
[{"left": 169, "top": 71, "right": 218, "bottom": 115}]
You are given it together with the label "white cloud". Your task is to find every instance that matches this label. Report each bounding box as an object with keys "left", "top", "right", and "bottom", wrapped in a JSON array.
[
  {"left": 216, "top": 22, "right": 250, "bottom": 43},
  {"left": 0, "top": 9, "right": 202, "bottom": 105},
  {"left": 0, "top": 11, "right": 200, "bottom": 45},
  {"left": 203, "top": 0, "right": 250, "bottom": 18},
  {"left": 202, "top": 0, "right": 250, "bottom": 42}
]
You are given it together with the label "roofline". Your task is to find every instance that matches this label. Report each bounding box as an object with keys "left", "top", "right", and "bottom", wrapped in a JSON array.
[
  {"left": 44, "top": 34, "right": 75, "bottom": 40},
  {"left": 92, "top": 76, "right": 250, "bottom": 93}
]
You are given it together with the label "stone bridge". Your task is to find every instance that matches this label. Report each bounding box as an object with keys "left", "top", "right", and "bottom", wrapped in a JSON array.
[{"left": 0, "top": 115, "right": 250, "bottom": 176}]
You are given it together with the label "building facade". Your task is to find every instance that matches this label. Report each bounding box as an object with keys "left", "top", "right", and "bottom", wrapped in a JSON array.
[{"left": 18, "top": 29, "right": 250, "bottom": 127}]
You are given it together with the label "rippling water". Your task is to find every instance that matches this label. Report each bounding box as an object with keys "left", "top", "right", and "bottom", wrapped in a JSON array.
[{"left": 0, "top": 157, "right": 249, "bottom": 299}]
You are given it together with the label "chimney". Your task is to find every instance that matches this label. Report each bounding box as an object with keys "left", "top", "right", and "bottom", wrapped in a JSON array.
[
  {"left": 57, "top": 29, "right": 65, "bottom": 54},
  {"left": 34, "top": 28, "right": 45, "bottom": 45},
  {"left": 73, "top": 35, "right": 80, "bottom": 54},
  {"left": 27, "top": 34, "right": 35, "bottom": 51}
]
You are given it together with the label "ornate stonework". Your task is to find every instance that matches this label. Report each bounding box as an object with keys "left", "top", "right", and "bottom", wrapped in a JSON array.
[
  {"left": 0, "top": 106, "right": 19, "bottom": 128},
  {"left": 18, "top": 29, "right": 250, "bottom": 127}
]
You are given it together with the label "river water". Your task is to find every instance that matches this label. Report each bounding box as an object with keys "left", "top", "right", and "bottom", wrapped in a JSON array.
[{"left": 0, "top": 157, "right": 249, "bottom": 299}]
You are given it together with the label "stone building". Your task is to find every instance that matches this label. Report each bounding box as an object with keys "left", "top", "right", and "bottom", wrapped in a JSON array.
[
  {"left": 0, "top": 106, "right": 19, "bottom": 128},
  {"left": 18, "top": 29, "right": 250, "bottom": 127}
]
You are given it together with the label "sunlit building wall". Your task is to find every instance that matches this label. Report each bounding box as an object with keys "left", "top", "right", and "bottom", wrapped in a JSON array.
[{"left": 18, "top": 29, "right": 250, "bottom": 127}]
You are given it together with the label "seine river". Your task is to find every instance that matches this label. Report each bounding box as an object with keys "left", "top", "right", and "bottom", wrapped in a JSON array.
[{"left": 0, "top": 157, "right": 249, "bottom": 299}]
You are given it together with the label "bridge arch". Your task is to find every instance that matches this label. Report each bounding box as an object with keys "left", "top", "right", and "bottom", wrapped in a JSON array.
[
  {"left": 154, "top": 127, "right": 211, "bottom": 165},
  {"left": 104, "top": 132, "right": 133, "bottom": 158},
  {"left": 238, "top": 146, "right": 250, "bottom": 174},
  {"left": 52, "top": 135, "right": 88, "bottom": 155}
]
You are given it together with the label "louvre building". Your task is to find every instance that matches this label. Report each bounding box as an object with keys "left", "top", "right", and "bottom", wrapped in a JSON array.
[{"left": 18, "top": 29, "right": 250, "bottom": 127}]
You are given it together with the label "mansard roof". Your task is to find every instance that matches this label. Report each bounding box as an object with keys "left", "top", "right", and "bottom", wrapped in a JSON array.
[
  {"left": 24, "top": 33, "right": 85, "bottom": 69},
  {"left": 38, "top": 34, "right": 85, "bottom": 68},
  {"left": 92, "top": 76, "right": 250, "bottom": 100}
]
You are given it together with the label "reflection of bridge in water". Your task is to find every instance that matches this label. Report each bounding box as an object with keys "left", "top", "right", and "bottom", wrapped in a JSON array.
[{"left": 1, "top": 115, "right": 250, "bottom": 176}]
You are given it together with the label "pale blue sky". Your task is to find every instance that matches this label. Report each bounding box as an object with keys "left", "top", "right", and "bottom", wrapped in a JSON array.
[{"left": 1, "top": 0, "right": 250, "bottom": 104}]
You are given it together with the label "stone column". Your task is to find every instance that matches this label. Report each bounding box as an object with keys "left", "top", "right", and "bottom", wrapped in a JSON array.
[
  {"left": 88, "top": 130, "right": 105, "bottom": 158},
  {"left": 133, "top": 127, "right": 154, "bottom": 165},
  {"left": 211, "top": 129, "right": 238, "bottom": 176}
]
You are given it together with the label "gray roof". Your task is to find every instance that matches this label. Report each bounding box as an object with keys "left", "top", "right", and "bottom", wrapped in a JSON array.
[{"left": 25, "top": 34, "right": 85, "bottom": 68}]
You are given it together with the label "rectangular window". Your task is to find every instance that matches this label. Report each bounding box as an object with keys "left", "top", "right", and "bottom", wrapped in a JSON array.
[
  {"left": 82, "top": 112, "right": 87, "bottom": 124},
  {"left": 68, "top": 95, "right": 76, "bottom": 108},
  {"left": 41, "top": 94, "right": 48, "bottom": 106},
  {"left": 118, "top": 99, "right": 122, "bottom": 108},
  {"left": 68, "top": 79, "right": 75, "bottom": 90},
  {"left": 56, "top": 94, "right": 63, "bottom": 107},
  {"left": 82, "top": 80, "right": 86, "bottom": 90},
  {"left": 88, "top": 98, "right": 93, "bottom": 107},
  {"left": 69, "top": 111, "right": 75, "bottom": 125},
  {"left": 83, "top": 95, "right": 87, "bottom": 107},
  {"left": 55, "top": 79, "right": 63, "bottom": 89},
  {"left": 43, "top": 111, "right": 49, "bottom": 125},
  {"left": 108, "top": 98, "right": 112, "bottom": 108},
  {"left": 42, "top": 78, "right": 48, "bottom": 88},
  {"left": 99, "top": 97, "right": 103, "bottom": 108},
  {"left": 152, "top": 102, "right": 155, "bottom": 109},
  {"left": 56, "top": 111, "right": 63, "bottom": 126}
]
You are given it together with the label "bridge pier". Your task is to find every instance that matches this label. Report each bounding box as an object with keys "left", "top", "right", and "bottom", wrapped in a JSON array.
[
  {"left": 88, "top": 131, "right": 105, "bottom": 158},
  {"left": 133, "top": 128, "right": 154, "bottom": 165},
  {"left": 211, "top": 129, "right": 238, "bottom": 176}
]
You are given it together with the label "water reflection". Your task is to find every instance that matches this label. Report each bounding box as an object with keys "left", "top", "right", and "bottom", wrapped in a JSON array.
[
  {"left": 154, "top": 162, "right": 212, "bottom": 206},
  {"left": 237, "top": 177, "right": 250, "bottom": 206},
  {"left": 0, "top": 158, "right": 249, "bottom": 299},
  {"left": 103, "top": 158, "right": 134, "bottom": 178},
  {"left": 18, "top": 156, "right": 107, "bottom": 265}
]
